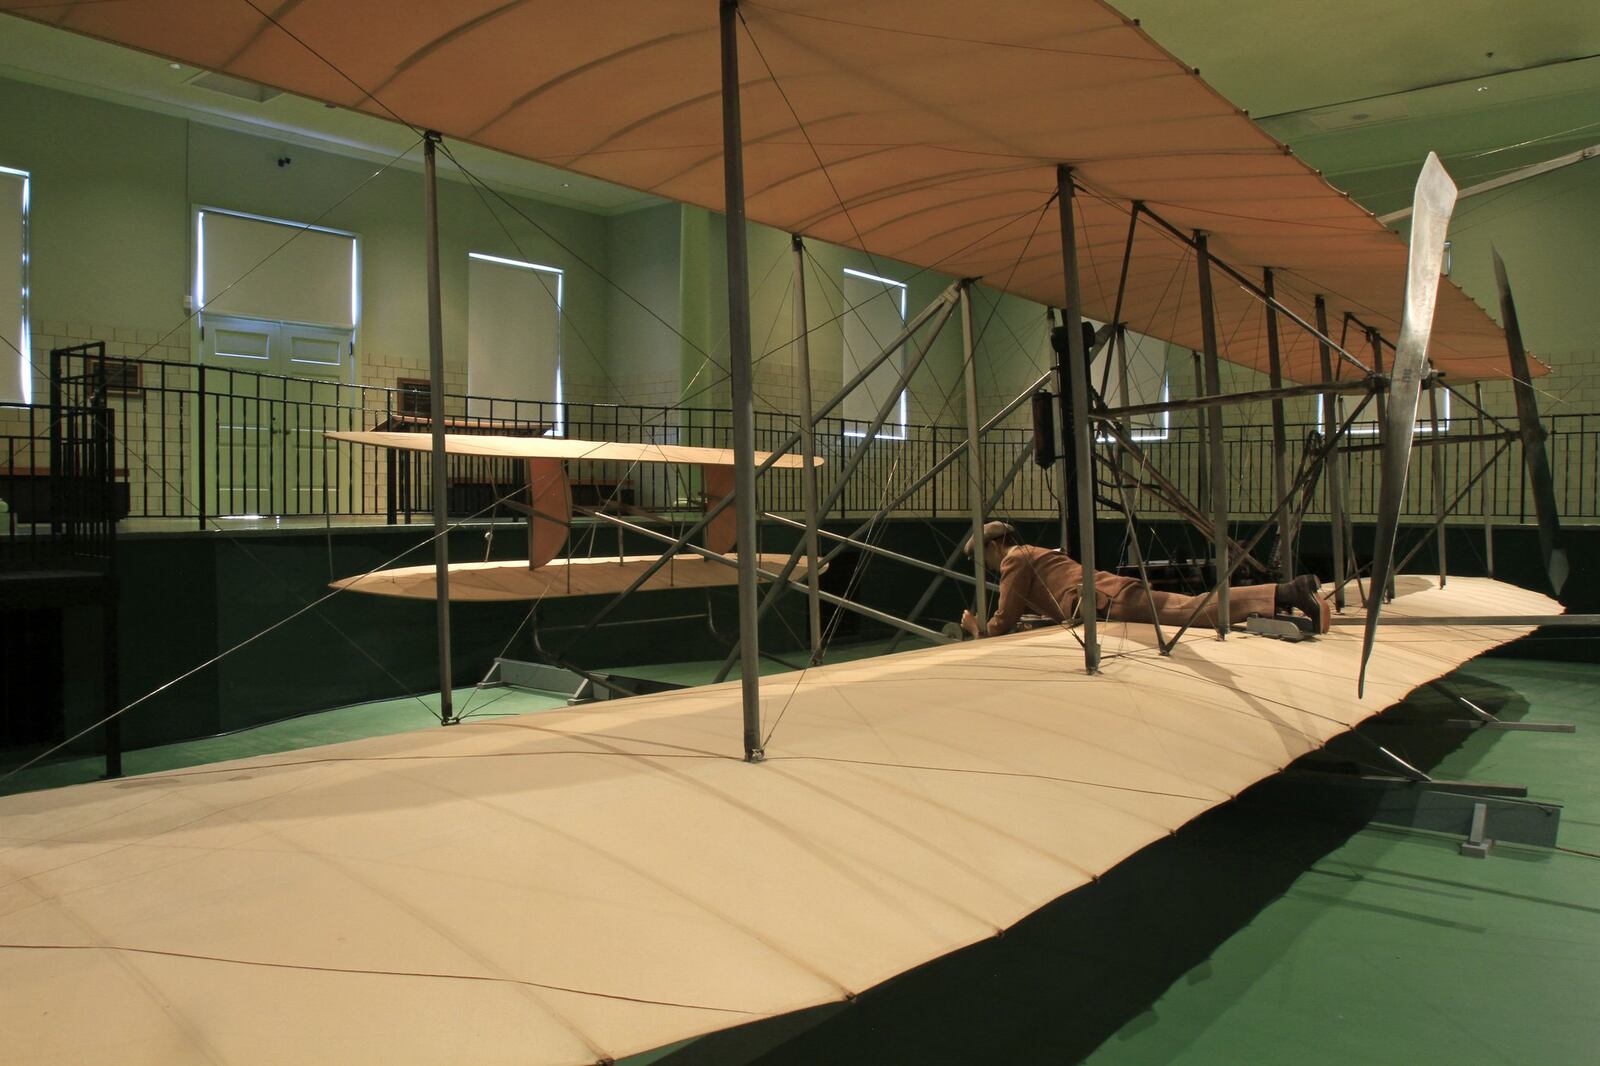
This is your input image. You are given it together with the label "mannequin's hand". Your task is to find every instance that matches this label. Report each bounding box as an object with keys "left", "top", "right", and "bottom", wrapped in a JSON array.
[{"left": 960, "top": 610, "right": 979, "bottom": 639}]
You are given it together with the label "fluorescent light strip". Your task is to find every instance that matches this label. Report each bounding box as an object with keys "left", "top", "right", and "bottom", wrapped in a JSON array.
[
  {"left": 842, "top": 266, "right": 906, "bottom": 290},
  {"left": 469, "top": 251, "right": 562, "bottom": 275},
  {"left": 4, "top": 165, "right": 29, "bottom": 403}
]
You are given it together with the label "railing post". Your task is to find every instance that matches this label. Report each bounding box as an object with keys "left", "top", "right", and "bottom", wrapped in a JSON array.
[
  {"left": 48, "top": 345, "right": 62, "bottom": 536},
  {"left": 195, "top": 362, "right": 207, "bottom": 530},
  {"left": 100, "top": 404, "right": 121, "bottom": 780}
]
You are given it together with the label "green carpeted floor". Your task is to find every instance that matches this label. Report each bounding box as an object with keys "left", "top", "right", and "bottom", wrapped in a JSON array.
[
  {"left": 634, "top": 653, "right": 1600, "bottom": 1066},
  {"left": 0, "top": 637, "right": 929, "bottom": 797},
  {"left": 1080, "top": 657, "right": 1599, "bottom": 1066}
]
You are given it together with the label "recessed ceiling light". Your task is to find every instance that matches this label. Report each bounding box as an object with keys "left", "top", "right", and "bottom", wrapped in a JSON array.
[
  {"left": 561, "top": 182, "right": 571, "bottom": 188},
  {"left": 1476, "top": 85, "right": 1490, "bottom": 92},
  {"left": 169, "top": 62, "right": 182, "bottom": 70}
]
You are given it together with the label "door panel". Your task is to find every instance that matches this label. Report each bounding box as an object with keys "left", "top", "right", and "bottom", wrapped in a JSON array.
[{"left": 201, "top": 313, "right": 355, "bottom": 516}]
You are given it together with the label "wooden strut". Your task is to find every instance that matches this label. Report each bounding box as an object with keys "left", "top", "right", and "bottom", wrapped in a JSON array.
[
  {"left": 421, "top": 131, "right": 455, "bottom": 725},
  {"left": 762, "top": 512, "right": 998, "bottom": 590},
  {"left": 573, "top": 505, "right": 953, "bottom": 646},
  {"left": 1264, "top": 268, "right": 1293, "bottom": 578},
  {"left": 1133, "top": 201, "right": 1372, "bottom": 376},
  {"left": 1194, "top": 230, "right": 1230, "bottom": 637},
  {"left": 818, "top": 366, "right": 1052, "bottom": 571},
  {"left": 1057, "top": 165, "right": 1099, "bottom": 672},
  {"left": 1392, "top": 437, "right": 1510, "bottom": 577},
  {"left": 1095, "top": 377, "right": 1374, "bottom": 422},
  {"left": 1316, "top": 295, "right": 1351, "bottom": 612},
  {"left": 1046, "top": 307, "right": 1070, "bottom": 554},
  {"left": 709, "top": 293, "right": 961, "bottom": 683},
  {"left": 1156, "top": 391, "right": 1376, "bottom": 654},
  {"left": 1104, "top": 398, "right": 1170, "bottom": 652},
  {"left": 885, "top": 442, "right": 1034, "bottom": 654},
  {"left": 719, "top": 0, "right": 763, "bottom": 760},
  {"left": 791, "top": 234, "right": 823, "bottom": 662},
  {"left": 550, "top": 282, "right": 959, "bottom": 663},
  {"left": 1086, "top": 435, "right": 1269, "bottom": 575},
  {"left": 960, "top": 280, "right": 990, "bottom": 635}
]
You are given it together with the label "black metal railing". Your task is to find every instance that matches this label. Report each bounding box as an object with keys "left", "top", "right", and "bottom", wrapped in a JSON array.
[
  {"left": 41, "top": 346, "right": 1600, "bottom": 527},
  {"left": 1, "top": 398, "right": 118, "bottom": 570}
]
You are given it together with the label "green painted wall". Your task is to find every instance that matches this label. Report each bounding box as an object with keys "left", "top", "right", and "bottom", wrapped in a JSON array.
[
  {"left": 0, "top": 79, "right": 187, "bottom": 336},
  {"left": 0, "top": 75, "right": 616, "bottom": 405},
  {"left": 605, "top": 203, "right": 684, "bottom": 409},
  {"left": 675, "top": 205, "right": 1056, "bottom": 430}
]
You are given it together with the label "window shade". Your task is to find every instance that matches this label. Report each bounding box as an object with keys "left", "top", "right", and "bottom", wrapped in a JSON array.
[
  {"left": 200, "top": 210, "right": 355, "bottom": 329},
  {"left": 467, "top": 254, "right": 560, "bottom": 411}
]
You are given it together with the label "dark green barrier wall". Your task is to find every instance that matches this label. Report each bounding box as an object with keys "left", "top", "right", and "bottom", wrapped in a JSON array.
[{"left": 48, "top": 518, "right": 1596, "bottom": 753}]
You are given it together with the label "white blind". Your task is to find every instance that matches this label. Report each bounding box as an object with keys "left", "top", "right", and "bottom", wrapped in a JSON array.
[
  {"left": 200, "top": 210, "right": 355, "bottom": 328},
  {"left": 0, "top": 169, "right": 24, "bottom": 404},
  {"left": 841, "top": 270, "right": 906, "bottom": 430},
  {"left": 467, "top": 254, "right": 561, "bottom": 414}
]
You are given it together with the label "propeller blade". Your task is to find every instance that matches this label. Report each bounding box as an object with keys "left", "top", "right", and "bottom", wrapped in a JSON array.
[
  {"left": 1492, "top": 249, "right": 1569, "bottom": 596},
  {"left": 1359, "top": 153, "right": 1459, "bottom": 695}
]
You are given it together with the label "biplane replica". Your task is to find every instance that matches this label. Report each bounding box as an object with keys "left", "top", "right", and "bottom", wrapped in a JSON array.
[
  {"left": 0, "top": 2, "right": 1578, "bottom": 1064},
  {"left": 321, "top": 430, "right": 825, "bottom": 603}
]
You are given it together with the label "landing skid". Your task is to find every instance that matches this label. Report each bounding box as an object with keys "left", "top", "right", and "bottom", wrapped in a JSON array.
[{"left": 487, "top": 657, "right": 688, "bottom": 706}]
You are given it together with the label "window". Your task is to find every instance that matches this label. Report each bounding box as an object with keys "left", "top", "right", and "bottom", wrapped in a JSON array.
[
  {"left": 195, "top": 207, "right": 359, "bottom": 382},
  {"left": 466, "top": 252, "right": 563, "bottom": 433},
  {"left": 195, "top": 208, "right": 358, "bottom": 518},
  {"left": 841, "top": 267, "right": 907, "bottom": 439},
  {"left": 0, "top": 165, "right": 28, "bottom": 404},
  {"left": 1091, "top": 329, "right": 1169, "bottom": 442}
]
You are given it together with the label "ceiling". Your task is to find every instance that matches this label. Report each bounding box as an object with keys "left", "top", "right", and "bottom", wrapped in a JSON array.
[
  {"left": 1119, "top": 0, "right": 1600, "bottom": 213},
  {"left": 3, "top": 3, "right": 1597, "bottom": 222}
]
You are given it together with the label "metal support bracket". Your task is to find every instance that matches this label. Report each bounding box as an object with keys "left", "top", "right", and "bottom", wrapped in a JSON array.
[
  {"left": 1243, "top": 614, "right": 1313, "bottom": 641},
  {"left": 493, "top": 657, "right": 687, "bottom": 706},
  {"left": 1274, "top": 771, "right": 1561, "bottom": 854},
  {"left": 1432, "top": 680, "right": 1577, "bottom": 734},
  {"left": 1460, "top": 801, "right": 1493, "bottom": 858}
]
